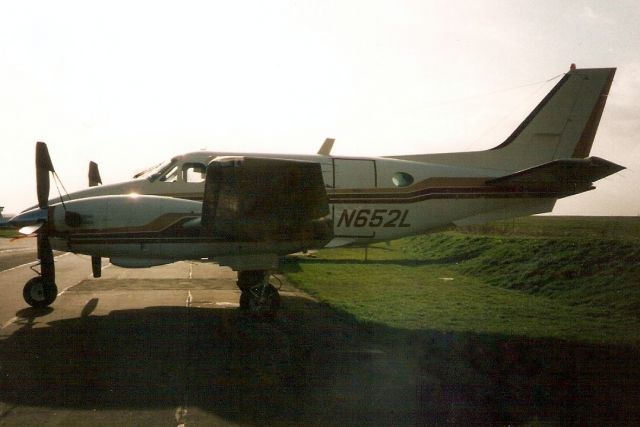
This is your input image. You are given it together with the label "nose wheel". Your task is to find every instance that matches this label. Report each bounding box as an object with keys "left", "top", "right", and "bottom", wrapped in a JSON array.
[{"left": 23, "top": 276, "right": 58, "bottom": 308}]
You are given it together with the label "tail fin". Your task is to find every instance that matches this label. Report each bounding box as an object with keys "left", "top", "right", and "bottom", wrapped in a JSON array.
[{"left": 394, "top": 67, "right": 616, "bottom": 173}]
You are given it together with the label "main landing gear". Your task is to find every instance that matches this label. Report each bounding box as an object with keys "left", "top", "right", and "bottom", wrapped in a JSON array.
[{"left": 237, "top": 270, "right": 280, "bottom": 316}]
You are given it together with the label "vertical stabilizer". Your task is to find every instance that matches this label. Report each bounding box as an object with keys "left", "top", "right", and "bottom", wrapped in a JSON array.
[{"left": 392, "top": 67, "right": 616, "bottom": 173}]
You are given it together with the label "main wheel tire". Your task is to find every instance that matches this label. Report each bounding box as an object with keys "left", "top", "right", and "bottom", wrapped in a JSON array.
[
  {"left": 240, "top": 284, "right": 280, "bottom": 316},
  {"left": 237, "top": 270, "right": 265, "bottom": 288},
  {"left": 23, "top": 277, "right": 57, "bottom": 308}
]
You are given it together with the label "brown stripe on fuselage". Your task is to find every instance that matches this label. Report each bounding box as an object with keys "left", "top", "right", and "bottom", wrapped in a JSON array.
[
  {"left": 76, "top": 174, "right": 583, "bottom": 211},
  {"left": 330, "top": 177, "right": 487, "bottom": 196},
  {"left": 139, "top": 175, "right": 582, "bottom": 206},
  {"left": 51, "top": 211, "right": 198, "bottom": 235},
  {"left": 328, "top": 176, "right": 590, "bottom": 204}
]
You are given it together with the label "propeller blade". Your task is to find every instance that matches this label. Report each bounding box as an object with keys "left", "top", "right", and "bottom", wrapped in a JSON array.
[
  {"left": 88, "top": 161, "right": 102, "bottom": 187},
  {"left": 30, "top": 143, "right": 57, "bottom": 301},
  {"left": 36, "top": 142, "right": 55, "bottom": 209}
]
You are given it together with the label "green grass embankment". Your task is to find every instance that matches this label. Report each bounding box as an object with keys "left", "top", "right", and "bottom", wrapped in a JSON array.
[
  {"left": 283, "top": 217, "right": 640, "bottom": 345},
  {"left": 403, "top": 231, "right": 640, "bottom": 315}
]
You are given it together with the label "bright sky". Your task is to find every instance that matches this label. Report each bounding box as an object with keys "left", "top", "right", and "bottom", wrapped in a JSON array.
[{"left": 1, "top": 0, "right": 639, "bottom": 215}]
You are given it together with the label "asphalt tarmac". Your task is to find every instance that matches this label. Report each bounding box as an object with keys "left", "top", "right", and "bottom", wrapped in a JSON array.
[
  {"left": 0, "top": 238, "right": 419, "bottom": 426},
  {"left": 2, "top": 239, "right": 640, "bottom": 425}
]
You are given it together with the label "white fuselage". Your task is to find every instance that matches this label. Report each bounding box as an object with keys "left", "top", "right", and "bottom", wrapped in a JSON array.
[{"left": 44, "top": 151, "right": 555, "bottom": 259}]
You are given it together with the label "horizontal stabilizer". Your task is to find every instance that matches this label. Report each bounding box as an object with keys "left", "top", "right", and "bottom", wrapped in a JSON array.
[{"left": 487, "top": 157, "right": 624, "bottom": 190}]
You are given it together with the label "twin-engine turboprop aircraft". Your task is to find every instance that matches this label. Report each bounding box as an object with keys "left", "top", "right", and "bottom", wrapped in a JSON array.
[{"left": 9, "top": 66, "right": 624, "bottom": 315}]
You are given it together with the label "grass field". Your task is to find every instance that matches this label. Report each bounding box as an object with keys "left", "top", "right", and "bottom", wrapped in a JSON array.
[
  {"left": 281, "top": 216, "right": 640, "bottom": 424},
  {"left": 0, "top": 229, "right": 19, "bottom": 238},
  {"left": 284, "top": 216, "right": 640, "bottom": 345}
]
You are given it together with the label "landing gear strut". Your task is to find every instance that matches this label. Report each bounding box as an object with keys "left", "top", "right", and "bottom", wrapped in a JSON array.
[
  {"left": 237, "top": 270, "right": 280, "bottom": 316},
  {"left": 23, "top": 234, "right": 57, "bottom": 308}
]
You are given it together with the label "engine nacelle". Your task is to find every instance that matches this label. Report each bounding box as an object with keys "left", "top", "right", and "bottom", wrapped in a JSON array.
[
  {"left": 110, "top": 257, "right": 173, "bottom": 268},
  {"left": 49, "top": 195, "right": 202, "bottom": 233}
]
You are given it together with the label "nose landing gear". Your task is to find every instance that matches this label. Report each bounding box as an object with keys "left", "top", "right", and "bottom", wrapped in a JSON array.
[
  {"left": 23, "top": 234, "right": 57, "bottom": 308},
  {"left": 23, "top": 276, "right": 57, "bottom": 308}
]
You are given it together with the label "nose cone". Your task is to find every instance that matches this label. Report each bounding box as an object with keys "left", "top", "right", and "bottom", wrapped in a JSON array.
[{"left": 8, "top": 208, "right": 48, "bottom": 230}]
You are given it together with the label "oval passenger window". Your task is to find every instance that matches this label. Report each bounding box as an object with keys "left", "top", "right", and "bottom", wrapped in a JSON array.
[{"left": 392, "top": 172, "right": 414, "bottom": 187}]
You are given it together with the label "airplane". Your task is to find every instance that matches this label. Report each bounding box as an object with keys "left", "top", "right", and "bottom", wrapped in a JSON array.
[
  {"left": 8, "top": 65, "right": 624, "bottom": 315},
  {"left": 0, "top": 207, "right": 5, "bottom": 226}
]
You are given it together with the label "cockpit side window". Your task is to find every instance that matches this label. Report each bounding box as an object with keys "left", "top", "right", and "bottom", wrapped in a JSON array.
[{"left": 183, "top": 163, "right": 207, "bottom": 183}]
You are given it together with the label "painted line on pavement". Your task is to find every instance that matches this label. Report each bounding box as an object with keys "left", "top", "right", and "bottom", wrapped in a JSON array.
[
  {"left": 0, "top": 252, "right": 70, "bottom": 274},
  {"left": 57, "top": 263, "right": 113, "bottom": 297},
  {"left": 1, "top": 316, "right": 18, "bottom": 330}
]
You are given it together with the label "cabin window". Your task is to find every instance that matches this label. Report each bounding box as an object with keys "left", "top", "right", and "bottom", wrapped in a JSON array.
[
  {"left": 183, "top": 163, "right": 207, "bottom": 183},
  {"left": 392, "top": 172, "right": 414, "bottom": 187}
]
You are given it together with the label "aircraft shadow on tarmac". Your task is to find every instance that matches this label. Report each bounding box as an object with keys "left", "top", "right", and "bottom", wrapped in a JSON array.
[{"left": 1, "top": 296, "right": 639, "bottom": 426}]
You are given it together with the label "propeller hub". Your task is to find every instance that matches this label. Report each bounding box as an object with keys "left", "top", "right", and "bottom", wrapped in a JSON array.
[{"left": 8, "top": 208, "right": 48, "bottom": 231}]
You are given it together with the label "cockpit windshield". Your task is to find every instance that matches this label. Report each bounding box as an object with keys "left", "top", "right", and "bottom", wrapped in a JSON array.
[
  {"left": 132, "top": 155, "right": 209, "bottom": 183},
  {"left": 132, "top": 157, "right": 180, "bottom": 181}
]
